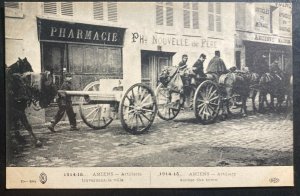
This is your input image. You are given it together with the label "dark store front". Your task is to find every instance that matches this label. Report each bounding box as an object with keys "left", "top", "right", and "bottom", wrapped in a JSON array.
[
  {"left": 37, "top": 18, "right": 126, "bottom": 90},
  {"left": 244, "top": 41, "right": 292, "bottom": 74}
]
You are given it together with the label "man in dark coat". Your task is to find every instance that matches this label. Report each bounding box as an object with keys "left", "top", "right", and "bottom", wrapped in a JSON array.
[
  {"left": 48, "top": 72, "right": 79, "bottom": 132},
  {"left": 206, "top": 50, "right": 227, "bottom": 75},
  {"left": 192, "top": 53, "right": 206, "bottom": 78}
]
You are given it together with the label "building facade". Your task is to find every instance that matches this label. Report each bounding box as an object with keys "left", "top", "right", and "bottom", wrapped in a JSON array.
[
  {"left": 5, "top": 2, "right": 236, "bottom": 92},
  {"left": 235, "top": 2, "right": 292, "bottom": 73}
]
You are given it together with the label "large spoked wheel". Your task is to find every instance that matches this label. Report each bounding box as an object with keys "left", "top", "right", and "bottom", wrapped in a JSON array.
[
  {"left": 119, "top": 83, "right": 157, "bottom": 134},
  {"left": 193, "top": 80, "right": 220, "bottom": 124},
  {"left": 79, "top": 81, "right": 114, "bottom": 129},
  {"left": 155, "top": 83, "right": 181, "bottom": 120}
]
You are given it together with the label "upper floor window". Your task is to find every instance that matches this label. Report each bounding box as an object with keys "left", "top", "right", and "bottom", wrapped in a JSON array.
[
  {"left": 93, "top": 2, "right": 118, "bottom": 22},
  {"left": 183, "top": 2, "right": 199, "bottom": 29},
  {"left": 156, "top": 2, "right": 173, "bottom": 26},
  {"left": 43, "top": 2, "right": 73, "bottom": 16},
  {"left": 208, "top": 2, "right": 221, "bottom": 32}
]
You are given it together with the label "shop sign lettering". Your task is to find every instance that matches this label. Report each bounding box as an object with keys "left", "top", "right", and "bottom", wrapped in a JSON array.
[
  {"left": 252, "top": 33, "right": 291, "bottom": 45},
  {"left": 131, "top": 32, "right": 217, "bottom": 48},
  {"left": 37, "top": 18, "right": 125, "bottom": 46},
  {"left": 279, "top": 11, "right": 291, "bottom": 33},
  {"left": 255, "top": 6, "right": 270, "bottom": 32},
  {"left": 254, "top": 34, "right": 275, "bottom": 42},
  {"left": 275, "top": 3, "right": 292, "bottom": 9}
]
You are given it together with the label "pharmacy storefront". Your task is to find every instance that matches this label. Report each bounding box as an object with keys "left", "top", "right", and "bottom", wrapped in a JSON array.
[{"left": 37, "top": 18, "right": 126, "bottom": 90}]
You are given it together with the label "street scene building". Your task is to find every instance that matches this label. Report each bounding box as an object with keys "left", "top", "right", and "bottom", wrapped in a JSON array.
[
  {"left": 5, "top": 2, "right": 293, "bottom": 171},
  {"left": 235, "top": 2, "right": 292, "bottom": 73}
]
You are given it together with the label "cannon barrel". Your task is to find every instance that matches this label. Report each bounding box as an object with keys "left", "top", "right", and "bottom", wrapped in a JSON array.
[{"left": 58, "top": 90, "right": 119, "bottom": 102}]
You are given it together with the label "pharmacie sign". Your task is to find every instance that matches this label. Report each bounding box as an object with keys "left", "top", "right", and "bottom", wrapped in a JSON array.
[{"left": 37, "top": 18, "right": 126, "bottom": 46}]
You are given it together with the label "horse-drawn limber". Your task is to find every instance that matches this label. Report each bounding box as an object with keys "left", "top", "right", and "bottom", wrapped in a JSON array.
[{"left": 156, "top": 67, "right": 250, "bottom": 124}]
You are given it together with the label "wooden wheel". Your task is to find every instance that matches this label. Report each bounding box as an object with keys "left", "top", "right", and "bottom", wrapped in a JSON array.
[
  {"left": 79, "top": 81, "right": 113, "bottom": 129},
  {"left": 119, "top": 83, "right": 157, "bottom": 134},
  {"left": 193, "top": 80, "right": 220, "bottom": 124},
  {"left": 155, "top": 83, "right": 181, "bottom": 120}
]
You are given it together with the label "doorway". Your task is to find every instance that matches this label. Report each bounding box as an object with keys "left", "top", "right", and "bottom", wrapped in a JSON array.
[{"left": 141, "top": 50, "right": 175, "bottom": 89}]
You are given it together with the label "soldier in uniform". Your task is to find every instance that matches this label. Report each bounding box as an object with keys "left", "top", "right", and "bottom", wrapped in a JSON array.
[
  {"left": 191, "top": 53, "right": 207, "bottom": 82},
  {"left": 206, "top": 50, "right": 227, "bottom": 75},
  {"left": 48, "top": 72, "right": 79, "bottom": 132}
]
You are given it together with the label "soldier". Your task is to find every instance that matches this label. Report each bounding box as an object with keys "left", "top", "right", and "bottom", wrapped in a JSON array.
[
  {"left": 206, "top": 50, "right": 227, "bottom": 75},
  {"left": 191, "top": 53, "right": 206, "bottom": 81},
  {"left": 48, "top": 72, "right": 79, "bottom": 132},
  {"left": 178, "top": 54, "right": 188, "bottom": 70}
]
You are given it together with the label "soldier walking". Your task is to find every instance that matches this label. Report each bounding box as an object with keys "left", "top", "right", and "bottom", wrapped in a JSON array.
[{"left": 48, "top": 72, "right": 79, "bottom": 132}]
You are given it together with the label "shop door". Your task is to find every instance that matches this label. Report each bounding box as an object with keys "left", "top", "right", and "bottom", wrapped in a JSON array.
[
  {"left": 42, "top": 42, "right": 67, "bottom": 87},
  {"left": 141, "top": 51, "right": 174, "bottom": 90}
]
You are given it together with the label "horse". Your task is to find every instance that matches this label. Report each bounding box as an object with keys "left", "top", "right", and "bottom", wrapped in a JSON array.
[
  {"left": 6, "top": 58, "right": 57, "bottom": 147},
  {"left": 257, "top": 71, "right": 287, "bottom": 113},
  {"left": 219, "top": 70, "right": 251, "bottom": 117}
]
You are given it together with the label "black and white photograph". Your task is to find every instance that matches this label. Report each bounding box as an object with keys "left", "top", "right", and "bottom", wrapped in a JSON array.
[{"left": 4, "top": 1, "right": 294, "bottom": 188}]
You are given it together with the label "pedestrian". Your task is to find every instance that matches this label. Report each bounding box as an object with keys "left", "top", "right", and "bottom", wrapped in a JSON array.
[
  {"left": 206, "top": 50, "right": 227, "bottom": 75},
  {"left": 48, "top": 72, "right": 79, "bottom": 132}
]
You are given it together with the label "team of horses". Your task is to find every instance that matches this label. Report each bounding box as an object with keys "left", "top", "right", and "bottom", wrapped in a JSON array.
[
  {"left": 211, "top": 67, "right": 292, "bottom": 117},
  {"left": 6, "top": 58, "right": 293, "bottom": 148}
]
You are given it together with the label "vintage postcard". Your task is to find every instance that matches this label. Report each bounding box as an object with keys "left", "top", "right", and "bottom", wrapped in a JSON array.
[{"left": 5, "top": 1, "right": 293, "bottom": 188}]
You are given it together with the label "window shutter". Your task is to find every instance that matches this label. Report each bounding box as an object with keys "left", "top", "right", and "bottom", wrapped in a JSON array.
[
  {"left": 5, "top": 2, "right": 19, "bottom": 9},
  {"left": 166, "top": 7, "right": 173, "bottom": 26},
  {"left": 108, "top": 2, "right": 118, "bottom": 22},
  {"left": 93, "top": 2, "right": 104, "bottom": 20},
  {"left": 192, "top": 12, "right": 199, "bottom": 29},
  {"left": 192, "top": 3, "right": 199, "bottom": 29},
  {"left": 216, "top": 3, "right": 221, "bottom": 32},
  {"left": 208, "top": 14, "right": 214, "bottom": 31},
  {"left": 156, "top": 5, "right": 163, "bottom": 25},
  {"left": 216, "top": 2, "right": 221, "bottom": 14},
  {"left": 184, "top": 10, "right": 190, "bottom": 28},
  {"left": 183, "top": 2, "right": 190, "bottom": 28},
  {"left": 216, "top": 15, "right": 221, "bottom": 32},
  {"left": 61, "top": 2, "right": 73, "bottom": 16},
  {"left": 44, "top": 2, "right": 57, "bottom": 14}
]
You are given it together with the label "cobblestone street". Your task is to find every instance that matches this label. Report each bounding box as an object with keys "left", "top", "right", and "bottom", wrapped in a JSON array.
[{"left": 7, "top": 110, "right": 293, "bottom": 167}]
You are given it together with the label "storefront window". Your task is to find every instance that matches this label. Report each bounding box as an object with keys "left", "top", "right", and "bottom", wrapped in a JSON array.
[{"left": 42, "top": 42, "right": 122, "bottom": 90}]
